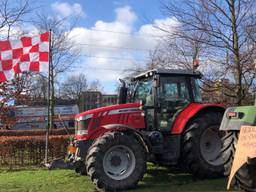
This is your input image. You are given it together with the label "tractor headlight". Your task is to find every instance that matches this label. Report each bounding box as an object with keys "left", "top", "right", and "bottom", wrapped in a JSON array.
[
  {"left": 227, "top": 112, "right": 244, "bottom": 119},
  {"left": 78, "top": 114, "right": 93, "bottom": 121},
  {"left": 227, "top": 112, "right": 238, "bottom": 118},
  {"left": 75, "top": 114, "right": 93, "bottom": 135}
]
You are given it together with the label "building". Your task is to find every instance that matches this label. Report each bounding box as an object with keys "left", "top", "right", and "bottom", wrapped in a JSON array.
[
  {"left": 79, "top": 91, "right": 118, "bottom": 112},
  {"left": 102, "top": 94, "right": 118, "bottom": 107},
  {"left": 79, "top": 91, "right": 102, "bottom": 112}
]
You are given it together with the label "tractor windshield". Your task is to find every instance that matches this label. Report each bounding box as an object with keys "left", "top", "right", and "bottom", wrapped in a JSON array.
[{"left": 133, "top": 78, "right": 153, "bottom": 104}]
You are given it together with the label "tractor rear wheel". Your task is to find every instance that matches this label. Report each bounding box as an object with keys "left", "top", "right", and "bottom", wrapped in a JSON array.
[
  {"left": 181, "top": 111, "right": 224, "bottom": 178},
  {"left": 222, "top": 131, "right": 256, "bottom": 191},
  {"left": 86, "top": 132, "right": 146, "bottom": 191}
]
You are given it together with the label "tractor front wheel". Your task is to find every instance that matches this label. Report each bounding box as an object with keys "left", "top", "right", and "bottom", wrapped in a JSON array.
[
  {"left": 181, "top": 111, "right": 224, "bottom": 178},
  {"left": 222, "top": 131, "right": 256, "bottom": 191},
  {"left": 86, "top": 132, "right": 146, "bottom": 191}
]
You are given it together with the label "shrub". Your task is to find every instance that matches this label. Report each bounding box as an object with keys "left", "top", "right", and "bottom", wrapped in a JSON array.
[
  {"left": 0, "top": 128, "right": 75, "bottom": 137},
  {"left": 0, "top": 132, "right": 74, "bottom": 167}
]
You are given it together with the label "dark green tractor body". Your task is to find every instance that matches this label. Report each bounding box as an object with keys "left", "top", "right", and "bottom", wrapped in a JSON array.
[
  {"left": 220, "top": 106, "right": 256, "bottom": 131},
  {"left": 220, "top": 102, "right": 256, "bottom": 191}
]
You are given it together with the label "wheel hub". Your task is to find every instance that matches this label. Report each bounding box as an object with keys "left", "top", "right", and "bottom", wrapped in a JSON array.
[
  {"left": 103, "top": 145, "right": 136, "bottom": 180},
  {"left": 205, "top": 142, "right": 212, "bottom": 150},
  {"left": 110, "top": 156, "right": 122, "bottom": 167},
  {"left": 200, "top": 126, "right": 223, "bottom": 166}
]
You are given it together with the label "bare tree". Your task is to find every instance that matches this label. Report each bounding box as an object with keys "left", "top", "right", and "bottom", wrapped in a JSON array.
[
  {"left": 33, "top": 14, "right": 80, "bottom": 127},
  {"left": 0, "top": 73, "right": 31, "bottom": 104},
  {"left": 35, "top": 14, "right": 79, "bottom": 77},
  {"left": 0, "top": 0, "right": 31, "bottom": 116},
  {"left": 89, "top": 79, "right": 104, "bottom": 92},
  {"left": 0, "top": 0, "right": 30, "bottom": 39},
  {"left": 148, "top": 34, "right": 207, "bottom": 70},
  {"left": 60, "top": 73, "right": 88, "bottom": 102},
  {"left": 28, "top": 75, "right": 48, "bottom": 102},
  {"left": 162, "top": 0, "right": 256, "bottom": 105}
]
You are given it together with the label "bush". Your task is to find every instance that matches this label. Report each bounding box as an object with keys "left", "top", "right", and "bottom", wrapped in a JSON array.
[
  {"left": 0, "top": 128, "right": 75, "bottom": 137},
  {"left": 0, "top": 130, "right": 74, "bottom": 167}
]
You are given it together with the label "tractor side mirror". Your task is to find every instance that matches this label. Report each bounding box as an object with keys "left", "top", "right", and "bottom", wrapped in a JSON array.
[{"left": 118, "top": 79, "right": 128, "bottom": 104}]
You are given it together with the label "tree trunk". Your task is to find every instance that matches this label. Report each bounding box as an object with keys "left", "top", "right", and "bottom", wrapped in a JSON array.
[{"left": 230, "top": 0, "right": 243, "bottom": 105}]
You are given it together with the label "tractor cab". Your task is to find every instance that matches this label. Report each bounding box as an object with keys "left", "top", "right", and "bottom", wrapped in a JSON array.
[{"left": 120, "top": 69, "right": 202, "bottom": 132}]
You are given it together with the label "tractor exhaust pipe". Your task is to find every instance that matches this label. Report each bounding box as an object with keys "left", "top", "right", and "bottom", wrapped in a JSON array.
[{"left": 118, "top": 79, "right": 128, "bottom": 104}]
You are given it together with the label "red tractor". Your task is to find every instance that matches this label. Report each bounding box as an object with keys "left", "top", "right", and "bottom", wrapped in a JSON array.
[{"left": 69, "top": 69, "right": 225, "bottom": 191}]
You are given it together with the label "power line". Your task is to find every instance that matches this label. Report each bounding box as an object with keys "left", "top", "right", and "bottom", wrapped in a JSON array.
[
  {"left": 80, "top": 67, "right": 134, "bottom": 72},
  {"left": 81, "top": 28, "right": 166, "bottom": 38},
  {"left": 80, "top": 54, "right": 149, "bottom": 63},
  {"left": 78, "top": 43, "right": 153, "bottom": 52},
  {"left": 70, "top": 66, "right": 144, "bottom": 72}
]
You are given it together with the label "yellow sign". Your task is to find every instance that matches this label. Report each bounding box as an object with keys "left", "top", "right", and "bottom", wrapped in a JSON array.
[{"left": 227, "top": 126, "right": 256, "bottom": 189}]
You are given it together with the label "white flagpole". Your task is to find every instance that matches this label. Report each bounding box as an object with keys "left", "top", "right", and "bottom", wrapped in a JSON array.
[{"left": 45, "top": 29, "right": 52, "bottom": 164}]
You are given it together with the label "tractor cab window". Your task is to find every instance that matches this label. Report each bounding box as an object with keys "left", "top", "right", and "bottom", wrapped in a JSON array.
[
  {"left": 157, "top": 76, "right": 190, "bottom": 131},
  {"left": 134, "top": 78, "right": 153, "bottom": 105},
  {"left": 158, "top": 76, "right": 190, "bottom": 104},
  {"left": 191, "top": 78, "right": 202, "bottom": 102}
]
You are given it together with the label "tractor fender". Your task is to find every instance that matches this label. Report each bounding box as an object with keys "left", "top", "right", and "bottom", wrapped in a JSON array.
[
  {"left": 219, "top": 106, "right": 256, "bottom": 131},
  {"left": 102, "top": 124, "right": 150, "bottom": 153},
  {"left": 171, "top": 103, "right": 225, "bottom": 134}
]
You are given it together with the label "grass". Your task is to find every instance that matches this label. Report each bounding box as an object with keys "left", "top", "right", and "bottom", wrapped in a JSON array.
[{"left": 0, "top": 164, "right": 237, "bottom": 192}]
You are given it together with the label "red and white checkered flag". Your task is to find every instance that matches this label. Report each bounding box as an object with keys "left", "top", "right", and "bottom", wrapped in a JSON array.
[{"left": 0, "top": 32, "right": 49, "bottom": 82}]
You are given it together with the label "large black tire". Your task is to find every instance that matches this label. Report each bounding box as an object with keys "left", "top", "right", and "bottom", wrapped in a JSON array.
[
  {"left": 222, "top": 131, "right": 256, "bottom": 191},
  {"left": 181, "top": 111, "right": 224, "bottom": 178},
  {"left": 75, "top": 163, "right": 87, "bottom": 175},
  {"left": 86, "top": 132, "right": 146, "bottom": 191}
]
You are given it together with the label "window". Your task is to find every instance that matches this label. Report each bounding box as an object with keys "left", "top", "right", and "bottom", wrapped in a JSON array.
[
  {"left": 192, "top": 79, "right": 202, "bottom": 102},
  {"left": 156, "top": 76, "right": 190, "bottom": 131},
  {"left": 134, "top": 78, "right": 152, "bottom": 102},
  {"left": 158, "top": 76, "right": 190, "bottom": 102}
]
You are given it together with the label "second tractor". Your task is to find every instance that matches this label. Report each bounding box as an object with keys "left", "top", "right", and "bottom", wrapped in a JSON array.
[{"left": 220, "top": 96, "right": 256, "bottom": 191}]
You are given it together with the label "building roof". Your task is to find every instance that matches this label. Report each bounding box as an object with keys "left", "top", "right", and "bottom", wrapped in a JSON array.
[
  {"left": 102, "top": 94, "right": 118, "bottom": 97},
  {"left": 133, "top": 68, "right": 202, "bottom": 81},
  {"left": 82, "top": 91, "right": 102, "bottom": 94}
]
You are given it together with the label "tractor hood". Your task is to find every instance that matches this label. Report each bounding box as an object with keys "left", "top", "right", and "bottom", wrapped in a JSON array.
[
  {"left": 219, "top": 106, "right": 256, "bottom": 131},
  {"left": 74, "top": 102, "right": 145, "bottom": 140},
  {"left": 75, "top": 102, "right": 141, "bottom": 120}
]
